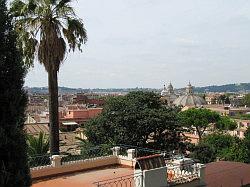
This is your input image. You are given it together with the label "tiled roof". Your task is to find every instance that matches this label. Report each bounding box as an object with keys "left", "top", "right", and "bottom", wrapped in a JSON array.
[
  {"left": 24, "top": 123, "right": 49, "bottom": 135},
  {"left": 205, "top": 161, "right": 250, "bottom": 187},
  {"left": 135, "top": 154, "right": 165, "bottom": 171}
]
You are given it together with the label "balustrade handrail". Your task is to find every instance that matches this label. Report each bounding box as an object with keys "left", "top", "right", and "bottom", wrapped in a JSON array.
[
  {"left": 93, "top": 173, "right": 143, "bottom": 187},
  {"left": 167, "top": 162, "right": 200, "bottom": 185}
]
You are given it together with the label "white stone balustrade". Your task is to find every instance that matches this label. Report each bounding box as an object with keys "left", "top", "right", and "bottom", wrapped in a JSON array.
[
  {"left": 50, "top": 155, "right": 62, "bottom": 167},
  {"left": 111, "top": 146, "right": 120, "bottom": 156},
  {"left": 127, "top": 149, "right": 136, "bottom": 159},
  {"left": 30, "top": 147, "right": 136, "bottom": 179}
]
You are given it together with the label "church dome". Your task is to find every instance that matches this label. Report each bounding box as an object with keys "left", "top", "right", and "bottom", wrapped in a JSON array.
[
  {"left": 161, "top": 85, "right": 168, "bottom": 96},
  {"left": 173, "top": 82, "right": 206, "bottom": 107},
  {"left": 160, "top": 83, "right": 177, "bottom": 105}
]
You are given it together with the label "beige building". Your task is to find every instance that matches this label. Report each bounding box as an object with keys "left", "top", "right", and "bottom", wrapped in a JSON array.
[
  {"left": 205, "top": 94, "right": 218, "bottom": 105},
  {"left": 205, "top": 105, "right": 250, "bottom": 116},
  {"left": 229, "top": 119, "right": 250, "bottom": 139}
]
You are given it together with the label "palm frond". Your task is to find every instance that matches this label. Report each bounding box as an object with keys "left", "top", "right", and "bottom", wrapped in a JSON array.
[
  {"left": 11, "top": 0, "right": 87, "bottom": 70},
  {"left": 56, "top": 0, "right": 72, "bottom": 10},
  {"left": 55, "top": 4, "right": 75, "bottom": 17},
  {"left": 15, "top": 28, "right": 38, "bottom": 68},
  {"left": 27, "top": 132, "right": 49, "bottom": 156},
  {"left": 10, "top": 0, "right": 26, "bottom": 17},
  {"left": 64, "top": 18, "right": 87, "bottom": 51}
]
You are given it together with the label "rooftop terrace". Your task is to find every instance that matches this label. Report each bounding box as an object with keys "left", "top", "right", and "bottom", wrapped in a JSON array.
[
  {"left": 33, "top": 165, "right": 133, "bottom": 187},
  {"left": 29, "top": 145, "right": 206, "bottom": 187}
]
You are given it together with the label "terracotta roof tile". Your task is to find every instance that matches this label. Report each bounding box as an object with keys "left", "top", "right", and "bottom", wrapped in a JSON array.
[{"left": 205, "top": 161, "right": 250, "bottom": 187}]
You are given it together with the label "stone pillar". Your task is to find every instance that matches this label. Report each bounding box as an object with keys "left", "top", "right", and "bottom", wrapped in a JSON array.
[
  {"left": 127, "top": 149, "right": 136, "bottom": 159},
  {"left": 50, "top": 155, "right": 62, "bottom": 167},
  {"left": 198, "top": 163, "right": 206, "bottom": 184},
  {"left": 111, "top": 146, "right": 120, "bottom": 156}
]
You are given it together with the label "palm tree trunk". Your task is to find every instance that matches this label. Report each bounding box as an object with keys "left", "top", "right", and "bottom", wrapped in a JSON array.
[{"left": 48, "top": 67, "right": 59, "bottom": 154}]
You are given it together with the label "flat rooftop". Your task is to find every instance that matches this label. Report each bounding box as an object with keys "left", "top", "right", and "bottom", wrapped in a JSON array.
[{"left": 32, "top": 165, "right": 133, "bottom": 187}]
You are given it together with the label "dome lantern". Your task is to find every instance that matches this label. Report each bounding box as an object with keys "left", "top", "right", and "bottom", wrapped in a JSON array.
[{"left": 186, "top": 82, "right": 194, "bottom": 95}]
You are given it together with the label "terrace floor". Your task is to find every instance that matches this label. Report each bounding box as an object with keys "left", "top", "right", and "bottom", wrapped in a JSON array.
[{"left": 32, "top": 165, "right": 134, "bottom": 187}]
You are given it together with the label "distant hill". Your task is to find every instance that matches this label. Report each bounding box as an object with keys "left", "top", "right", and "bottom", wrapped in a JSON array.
[
  {"left": 193, "top": 83, "right": 250, "bottom": 93},
  {"left": 24, "top": 86, "right": 87, "bottom": 94},
  {"left": 25, "top": 83, "right": 250, "bottom": 94},
  {"left": 24, "top": 86, "right": 158, "bottom": 94}
]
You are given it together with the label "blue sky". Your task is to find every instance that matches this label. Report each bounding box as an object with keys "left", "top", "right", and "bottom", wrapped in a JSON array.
[{"left": 25, "top": 0, "right": 250, "bottom": 89}]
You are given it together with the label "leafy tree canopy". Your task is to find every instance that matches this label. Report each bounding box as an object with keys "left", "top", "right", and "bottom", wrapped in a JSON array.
[
  {"left": 201, "top": 133, "right": 235, "bottom": 155},
  {"left": 219, "top": 141, "right": 248, "bottom": 163},
  {"left": 10, "top": 0, "right": 88, "bottom": 70},
  {"left": 242, "top": 94, "right": 250, "bottom": 107},
  {"left": 218, "top": 94, "right": 226, "bottom": 104},
  {"left": 215, "top": 116, "right": 237, "bottom": 131},
  {"left": 231, "top": 114, "right": 250, "bottom": 120},
  {"left": 179, "top": 108, "right": 220, "bottom": 140},
  {"left": 243, "top": 127, "right": 250, "bottom": 163},
  {"left": 84, "top": 91, "right": 185, "bottom": 152},
  {"left": 191, "top": 143, "right": 216, "bottom": 164},
  {"left": 179, "top": 108, "right": 237, "bottom": 140},
  {"left": 0, "top": 0, "right": 31, "bottom": 185},
  {"left": 191, "top": 133, "right": 249, "bottom": 163}
]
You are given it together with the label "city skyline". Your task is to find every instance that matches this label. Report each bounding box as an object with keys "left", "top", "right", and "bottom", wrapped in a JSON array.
[{"left": 25, "top": 0, "right": 250, "bottom": 88}]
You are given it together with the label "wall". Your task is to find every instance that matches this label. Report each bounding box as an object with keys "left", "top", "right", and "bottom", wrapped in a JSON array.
[
  {"left": 63, "top": 108, "right": 102, "bottom": 119},
  {"left": 88, "top": 108, "right": 102, "bottom": 118},
  {"left": 118, "top": 156, "right": 135, "bottom": 167},
  {"left": 143, "top": 167, "right": 168, "bottom": 187}
]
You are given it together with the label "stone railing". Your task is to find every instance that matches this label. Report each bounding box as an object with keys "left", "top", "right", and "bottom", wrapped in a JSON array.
[
  {"left": 167, "top": 163, "right": 205, "bottom": 186},
  {"left": 30, "top": 146, "right": 206, "bottom": 187},
  {"left": 30, "top": 146, "right": 137, "bottom": 179},
  {"left": 31, "top": 155, "right": 119, "bottom": 179},
  {"left": 93, "top": 173, "right": 143, "bottom": 187}
]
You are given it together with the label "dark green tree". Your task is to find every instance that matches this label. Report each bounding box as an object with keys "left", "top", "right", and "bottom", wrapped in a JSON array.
[
  {"left": 219, "top": 137, "right": 248, "bottom": 163},
  {"left": 201, "top": 133, "right": 235, "bottom": 156},
  {"left": 11, "top": 0, "right": 87, "bottom": 154},
  {"left": 244, "top": 127, "right": 250, "bottom": 163},
  {"left": 191, "top": 143, "right": 216, "bottom": 164},
  {"left": 202, "top": 94, "right": 206, "bottom": 100},
  {"left": 85, "top": 91, "right": 185, "bottom": 152},
  {"left": 179, "top": 108, "right": 220, "bottom": 141},
  {"left": 191, "top": 133, "right": 249, "bottom": 163},
  {"left": 218, "top": 94, "right": 226, "bottom": 105},
  {"left": 242, "top": 94, "right": 250, "bottom": 107},
  {"left": 215, "top": 116, "right": 237, "bottom": 131},
  {"left": 0, "top": 0, "right": 31, "bottom": 185},
  {"left": 179, "top": 108, "right": 236, "bottom": 141},
  {"left": 225, "top": 96, "right": 230, "bottom": 104}
]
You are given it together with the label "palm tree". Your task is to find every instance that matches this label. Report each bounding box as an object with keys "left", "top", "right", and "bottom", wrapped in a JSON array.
[
  {"left": 11, "top": 0, "right": 87, "bottom": 154},
  {"left": 27, "top": 132, "right": 51, "bottom": 167},
  {"left": 27, "top": 132, "right": 50, "bottom": 155}
]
